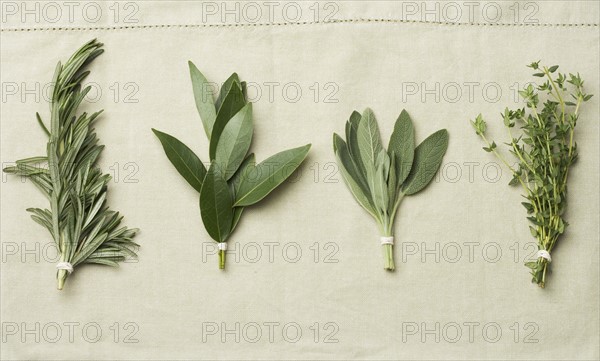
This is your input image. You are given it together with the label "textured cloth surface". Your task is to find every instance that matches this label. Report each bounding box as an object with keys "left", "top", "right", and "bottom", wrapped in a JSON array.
[{"left": 1, "top": 1, "right": 599, "bottom": 360}]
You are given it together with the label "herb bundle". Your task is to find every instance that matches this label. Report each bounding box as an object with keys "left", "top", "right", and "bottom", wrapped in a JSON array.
[
  {"left": 471, "top": 62, "right": 592, "bottom": 288},
  {"left": 333, "top": 109, "right": 449, "bottom": 270},
  {"left": 153, "top": 63, "right": 310, "bottom": 269},
  {"left": 3, "top": 39, "right": 139, "bottom": 290}
]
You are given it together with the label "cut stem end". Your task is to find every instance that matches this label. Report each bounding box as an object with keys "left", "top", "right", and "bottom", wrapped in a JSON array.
[
  {"left": 219, "top": 250, "right": 226, "bottom": 270},
  {"left": 382, "top": 244, "right": 395, "bottom": 271},
  {"left": 57, "top": 269, "right": 68, "bottom": 290}
]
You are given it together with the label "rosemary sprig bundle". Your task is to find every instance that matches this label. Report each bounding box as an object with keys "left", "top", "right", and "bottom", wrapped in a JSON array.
[
  {"left": 471, "top": 62, "right": 592, "bottom": 288},
  {"left": 153, "top": 63, "right": 310, "bottom": 269},
  {"left": 3, "top": 39, "right": 139, "bottom": 290},
  {"left": 333, "top": 109, "right": 448, "bottom": 270}
]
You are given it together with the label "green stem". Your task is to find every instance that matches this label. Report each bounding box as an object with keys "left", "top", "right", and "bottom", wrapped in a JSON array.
[
  {"left": 382, "top": 244, "right": 395, "bottom": 271},
  {"left": 381, "top": 220, "right": 395, "bottom": 271},
  {"left": 479, "top": 133, "right": 528, "bottom": 192},
  {"left": 219, "top": 250, "right": 225, "bottom": 270},
  {"left": 57, "top": 270, "right": 68, "bottom": 290},
  {"left": 56, "top": 254, "right": 68, "bottom": 290},
  {"left": 537, "top": 259, "right": 549, "bottom": 289},
  {"left": 543, "top": 67, "right": 565, "bottom": 123}
]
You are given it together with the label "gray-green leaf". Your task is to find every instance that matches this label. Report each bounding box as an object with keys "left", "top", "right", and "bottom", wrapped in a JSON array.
[
  {"left": 200, "top": 163, "right": 233, "bottom": 242},
  {"left": 215, "top": 103, "right": 253, "bottom": 180},
  {"left": 333, "top": 133, "right": 371, "bottom": 198},
  {"left": 152, "top": 128, "right": 207, "bottom": 193},
  {"left": 388, "top": 109, "right": 415, "bottom": 185},
  {"left": 334, "top": 148, "right": 378, "bottom": 219},
  {"left": 356, "top": 108, "right": 383, "bottom": 169},
  {"left": 387, "top": 155, "right": 397, "bottom": 210},
  {"left": 234, "top": 144, "right": 311, "bottom": 207},
  {"left": 189, "top": 61, "right": 217, "bottom": 140},
  {"left": 345, "top": 111, "right": 367, "bottom": 176},
  {"left": 401, "top": 129, "right": 449, "bottom": 196},
  {"left": 372, "top": 149, "right": 390, "bottom": 214}
]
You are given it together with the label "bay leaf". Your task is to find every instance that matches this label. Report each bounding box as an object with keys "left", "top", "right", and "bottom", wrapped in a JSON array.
[
  {"left": 152, "top": 128, "right": 206, "bottom": 193},
  {"left": 209, "top": 82, "right": 246, "bottom": 160},
  {"left": 229, "top": 153, "right": 256, "bottom": 231},
  {"left": 214, "top": 103, "right": 253, "bottom": 180},
  {"left": 188, "top": 61, "right": 217, "bottom": 140},
  {"left": 215, "top": 73, "right": 241, "bottom": 112},
  {"left": 234, "top": 144, "right": 311, "bottom": 207},
  {"left": 200, "top": 163, "right": 233, "bottom": 242}
]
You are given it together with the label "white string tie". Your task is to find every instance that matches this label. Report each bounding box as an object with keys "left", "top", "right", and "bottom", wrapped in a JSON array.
[
  {"left": 536, "top": 250, "right": 551, "bottom": 262},
  {"left": 217, "top": 243, "right": 227, "bottom": 251},
  {"left": 380, "top": 236, "right": 394, "bottom": 245},
  {"left": 56, "top": 262, "right": 74, "bottom": 274}
]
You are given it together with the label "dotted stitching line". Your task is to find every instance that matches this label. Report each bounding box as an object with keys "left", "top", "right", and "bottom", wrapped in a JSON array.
[{"left": 1, "top": 18, "right": 599, "bottom": 32}]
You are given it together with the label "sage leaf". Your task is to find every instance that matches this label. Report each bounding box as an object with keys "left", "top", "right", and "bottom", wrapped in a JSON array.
[
  {"left": 333, "top": 133, "right": 371, "bottom": 197},
  {"left": 388, "top": 109, "right": 415, "bottom": 185},
  {"left": 372, "top": 150, "right": 390, "bottom": 214},
  {"left": 209, "top": 81, "right": 246, "bottom": 160},
  {"left": 356, "top": 108, "right": 383, "bottom": 169},
  {"left": 333, "top": 134, "right": 376, "bottom": 216},
  {"left": 189, "top": 61, "right": 217, "bottom": 140},
  {"left": 401, "top": 130, "right": 448, "bottom": 196},
  {"left": 345, "top": 111, "right": 367, "bottom": 179},
  {"left": 152, "top": 128, "right": 207, "bottom": 193},
  {"left": 234, "top": 144, "right": 311, "bottom": 207},
  {"left": 200, "top": 163, "right": 233, "bottom": 242},
  {"left": 387, "top": 156, "right": 397, "bottom": 209},
  {"left": 215, "top": 103, "right": 254, "bottom": 180},
  {"left": 335, "top": 150, "right": 378, "bottom": 219},
  {"left": 333, "top": 108, "right": 449, "bottom": 271}
]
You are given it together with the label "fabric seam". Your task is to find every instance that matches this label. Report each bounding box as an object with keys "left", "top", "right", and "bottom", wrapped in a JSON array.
[{"left": 1, "top": 18, "right": 599, "bottom": 32}]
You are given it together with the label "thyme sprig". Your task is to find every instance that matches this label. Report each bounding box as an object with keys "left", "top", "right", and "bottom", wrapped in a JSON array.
[
  {"left": 471, "top": 62, "right": 592, "bottom": 288},
  {"left": 3, "top": 39, "right": 139, "bottom": 290}
]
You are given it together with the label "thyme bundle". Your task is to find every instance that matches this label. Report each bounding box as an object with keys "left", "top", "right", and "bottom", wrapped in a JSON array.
[
  {"left": 3, "top": 40, "right": 139, "bottom": 290},
  {"left": 153, "top": 63, "right": 310, "bottom": 269},
  {"left": 334, "top": 109, "right": 448, "bottom": 270},
  {"left": 471, "top": 62, "right": 592, "bottom": 288}
]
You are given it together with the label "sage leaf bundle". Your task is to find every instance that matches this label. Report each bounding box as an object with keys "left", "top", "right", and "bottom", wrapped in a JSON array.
[
  {"left": 471, "top": 62, "right": 592, "bottom": 288},
  {"left": 153, "top": 63, "right": 311, "bottom": 269},
  {"left": 333, "top": 109, "right": 449, "bottom": 270},
  {"left": 3, "top": 39, "right": 139, "bottom": 290}
]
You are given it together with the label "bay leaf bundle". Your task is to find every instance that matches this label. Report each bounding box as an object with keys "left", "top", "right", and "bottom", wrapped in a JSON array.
[
  {"left": 333, "top": 109, "right": 448, "bottom": 270},
  {"left": 153, "top": 63, "right": 311, "bottom": 269}
]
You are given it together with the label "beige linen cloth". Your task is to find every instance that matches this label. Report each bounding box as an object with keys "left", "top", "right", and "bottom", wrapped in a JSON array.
[{"left": 1, "top": 1, "right": 599, "bottom": 360}]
